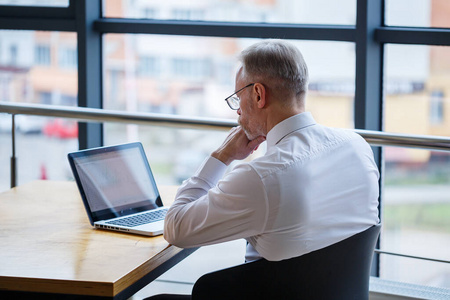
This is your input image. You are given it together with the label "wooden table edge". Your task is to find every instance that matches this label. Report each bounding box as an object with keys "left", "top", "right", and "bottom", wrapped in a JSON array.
[
  {"left": 0, "top": 246, "right": 197, "bottom": 298},
  {"left": 113, "top": 244, "right": 183, "bottom": 296}
]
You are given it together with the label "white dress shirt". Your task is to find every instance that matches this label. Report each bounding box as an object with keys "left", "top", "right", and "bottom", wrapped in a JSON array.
[{"left": 164, "top": 112, "right": 380, "bottom": 262}]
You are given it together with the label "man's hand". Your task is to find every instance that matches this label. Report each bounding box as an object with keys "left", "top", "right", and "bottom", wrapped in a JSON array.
[{"left": 211, "top": 127, "right": 266, "bottom": 166}]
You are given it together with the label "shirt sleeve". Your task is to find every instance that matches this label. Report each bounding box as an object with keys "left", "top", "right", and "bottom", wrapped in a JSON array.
[{"left": 163, "top": 156, "right": 268, "bottom": 248}]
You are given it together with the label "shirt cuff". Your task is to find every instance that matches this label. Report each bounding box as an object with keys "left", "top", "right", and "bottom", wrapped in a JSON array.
[{"left": 195, "top": 156, "right": 228, "bottom": 186}]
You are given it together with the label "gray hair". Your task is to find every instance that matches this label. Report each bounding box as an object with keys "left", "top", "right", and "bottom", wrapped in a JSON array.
[{"left": 238, "top": 39, "right": 309, "bottom": 98}]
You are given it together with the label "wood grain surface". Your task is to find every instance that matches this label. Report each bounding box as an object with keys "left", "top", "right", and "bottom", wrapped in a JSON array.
[{"left": 0, "top": 180, "right": 181, "bottom": 297}]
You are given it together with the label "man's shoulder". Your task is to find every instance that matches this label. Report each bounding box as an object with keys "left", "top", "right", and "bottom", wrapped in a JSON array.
[
  {"left": 245, "top": 150, "right": 300, "bottom": 180},
  {"left": 314, "top": 124, "right": 368, "bottom": 147},
  {"left": 233, "top": 158, "right": 272, "bottom": 178}
]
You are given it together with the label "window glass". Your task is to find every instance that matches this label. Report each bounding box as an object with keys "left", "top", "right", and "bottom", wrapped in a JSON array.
[
  {"left": 0, "top": 30, "right": 78, "bottom": 106},
  {"left": 384, "top": 44, "right": 450, "bottom": 136},
  {"left": 383, "top": 44, "right": 450, "bottom": 287},
  {"left": 103, "top": 34, "right": 355, "bottom": 126},
  {"left": 104, "top": 0, "right": 356, "bottom": 25},
  {"left": 0, "top": 30, "right": 78, "bottom": 192},
  {"left": 385, "top": 0, "right": 450, "bottom": 28},
  {"left": 0, "top": 0, "right": 68, "bottom": 6},
  {"left": 381, "top": 147, "right": 450, "bottom": 288}
]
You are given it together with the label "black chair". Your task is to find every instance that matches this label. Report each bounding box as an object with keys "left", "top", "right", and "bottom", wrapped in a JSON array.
[{"left": 192, "top": 224, "right": 381, "bottom": 300}]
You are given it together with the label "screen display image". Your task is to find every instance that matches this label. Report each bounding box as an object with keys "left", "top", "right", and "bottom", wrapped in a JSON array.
[{"left": 70, "top": 144, "right": 161, "bottom": 221}]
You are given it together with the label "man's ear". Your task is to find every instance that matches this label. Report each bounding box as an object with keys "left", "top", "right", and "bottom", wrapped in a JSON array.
[{"left": 254, "top": 83, "right": 266, "bottom": 109}]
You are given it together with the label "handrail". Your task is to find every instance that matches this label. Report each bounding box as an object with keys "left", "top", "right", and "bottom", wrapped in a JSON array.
[
  {"left": 353, "top": 129, "right": 450, "bottom": 152},
  {"left": 2, "top": 101, "right": 450, "bottom": 151},
  {"left": 0, "top": 102, "right": 236, "bottom": 131},
  {"left": 374, "top": 249, "right": 450, "bottom": 264}
]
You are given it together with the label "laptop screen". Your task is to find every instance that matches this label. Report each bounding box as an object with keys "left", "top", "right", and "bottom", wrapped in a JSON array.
[{"left": 68, "top": 143, "right": 163, "bottom": 223}]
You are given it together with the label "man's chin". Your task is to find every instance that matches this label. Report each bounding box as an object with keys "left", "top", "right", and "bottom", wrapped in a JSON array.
[
  {"left": 243, "top": 128, "right": 257, "bottom": 140},
  {"left": 239, "top": 119, "right": 257, "bottom": 140}
]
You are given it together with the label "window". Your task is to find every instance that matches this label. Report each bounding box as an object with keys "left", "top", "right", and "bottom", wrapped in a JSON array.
[
  {"left": 35, "top": 45, "right": 51, "bottom": 66},
  {"left": 171, "top": 9, "right": 204, "bottom": 21},
  {"left": 171, "top": 57, "right": 211, "bottom": 80},
  {"left": 430, "top": 90, "right": 444, "bottom": 125},
  {"left": 143, "top": 8, "right": 158, "bottom": 19},
  {"left": 138, "top": 56, "right": 160, "bottom": 77},
  {"left": 39, "top": 91, "right": 52, "bottom": 104},
  {"left": 9, "top": 44, "right": 17, "bottom": 66},
  {"left": 58, "top": 47, "right": 77, "bottom": 69},
  {"left": 60, "top": 94, "right": 76, "bottom": 106}
]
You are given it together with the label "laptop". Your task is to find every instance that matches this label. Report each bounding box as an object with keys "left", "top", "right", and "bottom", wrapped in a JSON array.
[{"left": 68, "top": 142, "right": 168, "bottom": 236}]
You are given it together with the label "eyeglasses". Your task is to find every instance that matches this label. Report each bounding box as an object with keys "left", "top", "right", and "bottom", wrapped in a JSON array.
[{"left": 224, "top": 83, "right": 255, "bottom": 110}]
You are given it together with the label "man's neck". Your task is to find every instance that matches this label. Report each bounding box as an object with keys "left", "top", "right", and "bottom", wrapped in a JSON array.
[{"left": 265, "top": 103, "right": 305, "bottom": 135}]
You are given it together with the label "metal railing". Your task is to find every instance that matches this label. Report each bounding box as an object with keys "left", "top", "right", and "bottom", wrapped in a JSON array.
[
  {"left": 1, "top": 101, "right": 450, "bottom": 266},
  {"left": 0, "top": 102, "right": 237, "bottom": 130},
  {"left": 2, "top": 101, "right": 450, "bottom": 150}
]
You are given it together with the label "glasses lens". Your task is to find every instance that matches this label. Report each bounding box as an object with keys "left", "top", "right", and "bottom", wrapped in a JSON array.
[{"left": 228, "top": 96, "right": 240, "bottom": 109}]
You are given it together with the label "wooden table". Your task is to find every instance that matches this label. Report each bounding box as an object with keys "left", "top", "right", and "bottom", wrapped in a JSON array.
[{"left": 0, "top": 180, "right": 196, "bottom": 299}]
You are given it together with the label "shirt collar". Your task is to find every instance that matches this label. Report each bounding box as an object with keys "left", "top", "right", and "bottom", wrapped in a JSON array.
[{"left": 266, "top": 112, "right": 317, "bottom": 149}]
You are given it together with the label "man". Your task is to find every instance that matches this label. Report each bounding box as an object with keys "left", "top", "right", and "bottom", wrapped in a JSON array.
[{"left": 148, "top": 39, "right": 379, "bottom": 299}]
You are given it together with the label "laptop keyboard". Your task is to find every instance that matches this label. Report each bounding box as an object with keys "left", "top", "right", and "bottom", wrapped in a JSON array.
[{"left": 105, "top": 208, "right": 168, "bottom": 227}]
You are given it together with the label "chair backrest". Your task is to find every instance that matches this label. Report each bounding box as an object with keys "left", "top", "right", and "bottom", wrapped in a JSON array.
[{"left": 192, "top": 224, "right": 381, "bottom": 300}]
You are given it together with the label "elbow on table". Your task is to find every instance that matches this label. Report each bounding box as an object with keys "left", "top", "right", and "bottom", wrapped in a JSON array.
[
  {"left": 163, "top": 229, "right": 191, "bottom": 248},
  {"left": 163, "top": 215, "right": 190, "bottom": 248}
]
